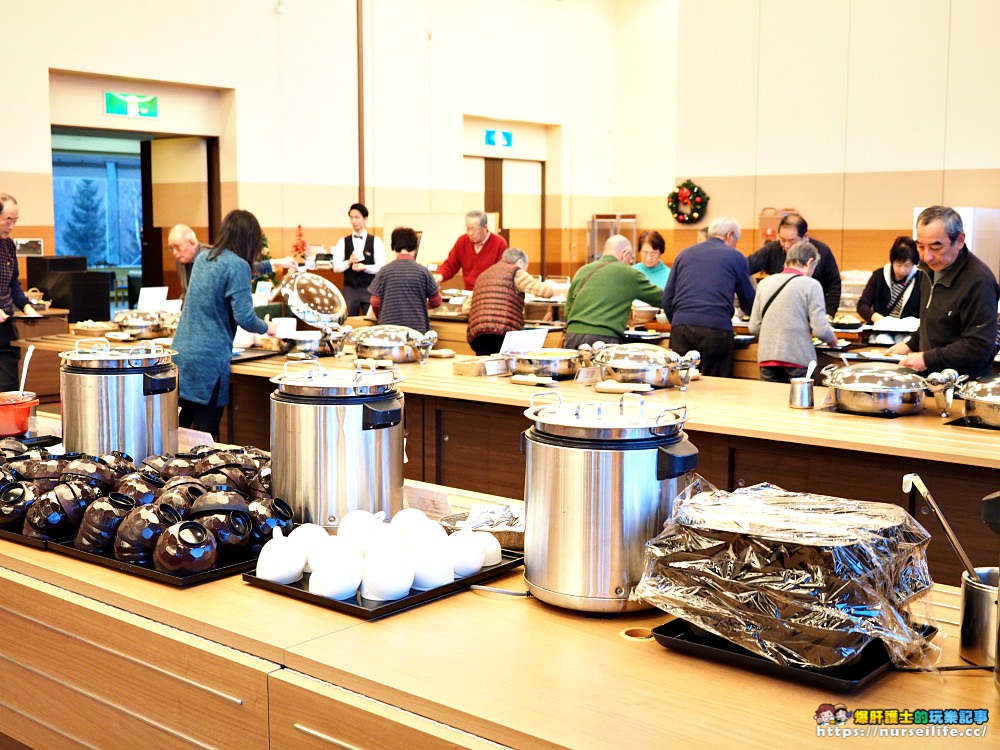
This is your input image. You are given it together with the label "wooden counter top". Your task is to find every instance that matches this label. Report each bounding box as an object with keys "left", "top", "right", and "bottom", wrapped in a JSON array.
[
  {"left": 1, "top": 531, "right": 989, "bottom": 750},
  {"left": 227, "top": 352, "right": 1000, "bottom": 471}
]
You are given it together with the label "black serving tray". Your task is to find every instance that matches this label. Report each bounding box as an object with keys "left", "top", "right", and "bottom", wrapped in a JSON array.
[
  {"left": 0, "top": 527, "right": 48, "bottom": 549},
  {"left": 47, "top": 539, "right": 259, "bottom": 587},
  {"left": 243, "top": 552, "right": 524, "bottom": 620},
  {"left": 651, "top": 619, "right": 936, "bottom": 694}
]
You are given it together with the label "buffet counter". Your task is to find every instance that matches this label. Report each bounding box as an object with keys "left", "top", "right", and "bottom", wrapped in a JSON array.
[
  {"left": 226, "top": 354, "right": 1000, "bottom": 584},
  {"left": 12, "top": 332, "right": 1000, "bottom": 583},
  {"left": 0, "top": 536, "right": 992, "bottom": 749}
]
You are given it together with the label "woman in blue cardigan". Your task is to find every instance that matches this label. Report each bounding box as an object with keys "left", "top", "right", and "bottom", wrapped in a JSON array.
[{"left": 172, "top": 209, "right": 275, "bottom": 439}]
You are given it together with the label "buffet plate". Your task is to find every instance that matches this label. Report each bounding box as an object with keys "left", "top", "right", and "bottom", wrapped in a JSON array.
[
  {"left": 243, "top": 552, "right": 524, "bottom": 620},
  {"left": 651, "top": 619, "right": 936, "bottom": 694},
  {"left": 0, "top": 528, "right": 48, "bottom": 549},
  {"left": 47, "top": 539, "right": 260, "bottom": 587}
]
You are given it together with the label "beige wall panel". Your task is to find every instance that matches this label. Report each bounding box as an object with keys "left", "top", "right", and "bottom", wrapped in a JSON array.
[
  {"left": 845, "top": 1, "right": 949, "bottom": 172},
  {"left": 569, "top": 195, "right": 615, "bottom": 235},
  {"left": 503, "top": 160, "right": 542, "bottom": 231},
  {"left": 843, "top": 171, "right": 943, "bottom": 229},
  {"left": 613, "top": 0, "right": 679, "bottom": 195},
  {"left": 507, "top": 230, "right": 542, "bottom": 264},
  {"left": 49, "top": 72, "right": 222, "bottom": 138},
  {"left": 271, "top": 184, "right": 359, "bottom": 229},
  {"left": 945, "top": 0, "right": 1000, "bottom": 169},
  {"left": 840, "top": 230, "right": 911, "bottom": 273},
  {"left": 504, "top": 193, "right": 542, "bottom": 230},
  {"left": 151, "top": 182, "right": 209, "bottom": 231},
  {"left": 753, "top": 173, "right": 845, "bottom": 234},
  {"left": 615, "top": 196, "right": 673, "bottom": 232},
  {"left": 676, "top": 0, "right": 758, "bottom": 176},
  {"left": 688, "top": 175, "right": 757, "bottom": 236},
  {"left": 757, "top": 1, "right": 849, "bottom": 175},
  {"left": 2, "top": 173, "right": 57, "bottom": 227},
  {"left": 463, "top": 118, "right": 548, "bottom": 162},
  {"left": 151, "top": 138, "right": 207, "bottom": 183},
  {"left": 943, "top": 170, "right": 1000, "bottom": 210}
]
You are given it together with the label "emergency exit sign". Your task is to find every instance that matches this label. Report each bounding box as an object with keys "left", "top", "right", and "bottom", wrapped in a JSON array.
[
  {"left": 105, "top": 92, "right": 159, "bottom": 119},
  {"left": 485, "top": 129, "right": 513, "bottom": 147}
]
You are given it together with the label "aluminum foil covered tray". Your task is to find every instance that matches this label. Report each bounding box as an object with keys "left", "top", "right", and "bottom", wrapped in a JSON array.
[{"left": 635, "top": 481, "right": 934, "bottom": 670}]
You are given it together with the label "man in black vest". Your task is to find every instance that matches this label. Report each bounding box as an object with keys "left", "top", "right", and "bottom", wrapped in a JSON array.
[{"left": 333, "top": 203, "right": 386, "bottom": 316}]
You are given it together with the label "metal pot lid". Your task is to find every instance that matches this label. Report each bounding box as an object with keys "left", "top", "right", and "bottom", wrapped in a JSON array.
[
  {"left": 113, "top": 310, "right": 163, "bottom": 326},
  {"left": 281, "top": 272, "right": 347, "bottom": 327},
  {"left": 512, "top": 348, "right": 582, "bottom": 361},
  {"left": 349, "top": 325, "right": 432, "bottom": 347},
  {"left": 270, "top": 361, "right": 402, "bottom": 397},
  {"left": 60, "top": 339, "right": 176, "bottom": 369},
  {"left": 593, "top": 343, "right": 682, "bottom": 368},
  {"left": 523, "top": 392, "right": 687, "bottom": 440},
  {"left": 822, "top": 362, "right": 926, "bottom": 392},
  {"left": 958, "top": 374, "right": 1000, "bottom": 402}
]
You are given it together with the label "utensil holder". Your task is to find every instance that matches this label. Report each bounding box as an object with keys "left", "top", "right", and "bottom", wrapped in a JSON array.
[
  {"left": 960, "top": 567, "right": 998, "bottom": 667},
  {"left": 788, "top": 377, "right": 814, "bottom": 409}
]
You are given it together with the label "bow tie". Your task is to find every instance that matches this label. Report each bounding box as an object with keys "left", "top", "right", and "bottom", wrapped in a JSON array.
[{"left": 354, "top": 235, "right": 363, "bottom": 239}]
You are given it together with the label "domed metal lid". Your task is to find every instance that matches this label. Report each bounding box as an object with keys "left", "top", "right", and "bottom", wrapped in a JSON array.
[
  {"left": 349, "top": 325, "right": 430, "bottom": 347},
  {"left": 822, "top": 362, "right": 926, "bottom": 392},
  {"left": 593, "top": 343, "right": 682, "bottom": 368},
  {"left": 270, "top": 361, "right": 402, "bottom": 397},
  {"left": 60, "top": 340, "right": 175, "bottom": 369},
  {"left": 958, "top": 374, "right": 1000, "bottom": 402},
  {"left": 281, "top": 272, "right": 347, "bottom": 327},
  {"left": 523, "top": 392, "right": 687, "bottom": 440}
]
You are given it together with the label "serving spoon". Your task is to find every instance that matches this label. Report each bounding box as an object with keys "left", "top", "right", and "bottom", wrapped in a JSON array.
[{"left": 19, "top": 344, "right": 34, "bottom": 395}]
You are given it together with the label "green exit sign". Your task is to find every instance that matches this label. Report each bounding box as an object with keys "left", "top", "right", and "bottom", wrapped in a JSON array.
[{"left": 105, "top": 92, "right": 158, "bottom": 119}]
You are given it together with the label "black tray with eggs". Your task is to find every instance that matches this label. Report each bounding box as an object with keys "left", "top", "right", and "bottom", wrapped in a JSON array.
[
  {"left": 242, "top": 551, "right": 524, "bottom": 620},
  {"left": 47, "top": 538, "right": 260, "bottom": 586}
]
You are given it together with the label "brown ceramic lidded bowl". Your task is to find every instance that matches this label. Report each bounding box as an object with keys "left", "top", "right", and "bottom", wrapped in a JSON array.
[
  {"left": 98, "top": 451, "right": 136, "bottom": 478},
  {"left": 248, "top": 496, "right": 294, "bottom": 547},
  {"left": 114, "top": 503, "right": 183, "bottom": 566},
  {"left": 22, "top": 482, "right": 99, "bottom": 540},
  {"left": 114, "top": 471, "right": 166, "bottom": 505},
  {"left": 74, "top": 492, "right": 137, "bottom": 554},
  {"left": 153, "top": 521, "right": 218, "bottom": 574},
  {"left": 154, "top": 483, "right": 206, "bottom": 518},
  {"left": 60, "top": 455, "right": 119, "bottom": 492},
  {"left": 0, "top": 482, "right": 39, "bottom": 530},
  {"left": 141, "top": 453, "right": 173, "bottom": 475}
]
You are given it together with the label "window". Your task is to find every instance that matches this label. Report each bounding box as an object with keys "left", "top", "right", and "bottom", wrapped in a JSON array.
[{"left": 52, "top": 149, "right": 142, "bottom": 267}]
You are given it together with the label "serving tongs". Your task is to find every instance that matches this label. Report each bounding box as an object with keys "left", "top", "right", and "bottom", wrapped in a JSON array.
[{"left": 902, "top": 473, "right": 978, "bottom": 579}]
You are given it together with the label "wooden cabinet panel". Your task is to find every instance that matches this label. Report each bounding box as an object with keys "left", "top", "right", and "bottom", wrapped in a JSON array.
[
  {"left": 269, "top": 670, "right": 510, "bottom": 750},
  {"left": 403, "top": 392, "right": 424, "bottom": 481},
  {"left": 0, "top": 568, "right": 274, "bottom": 750},
  {"left": 227, "top": 373, "right": 275, "bottom": 447},
  {"left": 424, "top": 397, "right": 526, "bottom": 498}
]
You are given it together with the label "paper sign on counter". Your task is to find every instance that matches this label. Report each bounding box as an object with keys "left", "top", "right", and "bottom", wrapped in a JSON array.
[{"left": 403, "top": 484, "right": 453, "bottom": 516}]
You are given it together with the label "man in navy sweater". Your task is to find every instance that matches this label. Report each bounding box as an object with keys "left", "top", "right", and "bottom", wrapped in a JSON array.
[{"left": 661, "top": 217, "right": 756, "bottom": 377}]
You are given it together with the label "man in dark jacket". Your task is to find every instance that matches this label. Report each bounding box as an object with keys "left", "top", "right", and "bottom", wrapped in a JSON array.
[
  {"left": 747, "top": 213, "right": 841, "bottom": 316},
  {"left": 888, "top": 205, "right": 1000, "bottom": 379}
]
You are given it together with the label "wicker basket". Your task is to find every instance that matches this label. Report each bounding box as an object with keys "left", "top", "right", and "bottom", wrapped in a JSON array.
[{"left": 439, "top": 512, "right": 524, "bottom": 551}]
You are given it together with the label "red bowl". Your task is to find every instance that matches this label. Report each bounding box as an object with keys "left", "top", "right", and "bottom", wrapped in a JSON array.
[{"left": 0, "top": 392, "right": 38, "bottom": 438}]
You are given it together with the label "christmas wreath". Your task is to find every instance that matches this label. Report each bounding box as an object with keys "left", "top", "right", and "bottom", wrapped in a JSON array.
[{"left": 667, "top": 179, "right": 709, "bottom": 224}]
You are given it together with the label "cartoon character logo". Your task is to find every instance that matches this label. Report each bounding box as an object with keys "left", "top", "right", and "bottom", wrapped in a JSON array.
[
  {"left": 814, "top": 703, "right": 836, "bottom": 725},
  {"left": 834, "top": 704, "right": 852, "bottom": 726}
]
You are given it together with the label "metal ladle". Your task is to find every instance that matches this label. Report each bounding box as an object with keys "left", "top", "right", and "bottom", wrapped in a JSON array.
[{"left": 902, "top": 472, "right": 978, "bottom": 579}]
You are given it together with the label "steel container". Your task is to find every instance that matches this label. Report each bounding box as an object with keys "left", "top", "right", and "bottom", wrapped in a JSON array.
[
  {"left": 521, "top": 393, "right": 698, "bottom": 613},
  {"left": 821, "top": 362, "right": 927, "bottom": 416},
  {"left": 269, "top": 363, "right": 404, "bottom": 529},
  {"left": 959, "top": 375, "right": 1000, "bottom": 429},
  {"left": 60, "top": 340, "right": 178, "bottom": 460},
  {"left": 960, "top": 566, "right": 998, "bottom": 668},
  {"left": 592, "top": 343, "right": 700, "bottom": 389}
]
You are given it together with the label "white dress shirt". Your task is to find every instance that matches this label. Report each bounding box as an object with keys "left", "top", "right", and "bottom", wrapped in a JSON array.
[{"left": 332, "top": 231, "right": 386, "bottom": 274}]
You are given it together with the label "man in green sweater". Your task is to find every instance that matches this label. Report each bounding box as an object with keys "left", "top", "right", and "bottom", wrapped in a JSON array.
[{"left": 564, "top": 235, "right": 664, "bottom": 348}]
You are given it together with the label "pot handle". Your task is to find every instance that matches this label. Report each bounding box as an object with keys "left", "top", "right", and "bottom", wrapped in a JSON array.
[
  {"left": 75, "top": 338, "right": 110, "bottom": 353},
  {"left": 618, "top": 392, "right": 646, "bottom": 414},
  {"left": 143, "top": 370, "right": 177, "bottom": 396},
  {"left": 656, "top": 439, "right": 699, "bottom": 481},
  {"left": 819, "top": 363, "right": 838, "bottom": 384},
  {"left": 362, "top": 397, "right": 402, "bottom": 430},
  {"left": 528, "top": 391, "right": 563, "bottom": 411},
  {"left": 652, "top": 406, "right": 687, "bottom": 435},
  {"left": 281, "top": 360, "right": 325, "bottom": 378}
]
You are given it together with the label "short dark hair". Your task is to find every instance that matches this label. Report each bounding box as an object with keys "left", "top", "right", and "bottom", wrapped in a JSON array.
[
  {"left": 778, "top": 213, "right": 808, "bottom": 237},
  {"left": 637, "top": 230, "right": 665, "bottom": 254},
  {"left": 916, "top": 205, "right": 964, "bottom": 242},
  {"left": 349, "top": 203, "right": 369, "bottom": 219},
  {"left": 888, "top": 236, "right": 919, "bottom": 265},
  {"left": 390, "top": 226, "right": 419, "bottom": 253},
  {"left": 209, "top": 209, "right": 263, "bottom": 266}
]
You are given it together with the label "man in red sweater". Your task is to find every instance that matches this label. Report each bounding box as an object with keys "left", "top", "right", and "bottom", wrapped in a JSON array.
[{"left": 433, "top": 210, "right": 507, "bottom": 290}]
